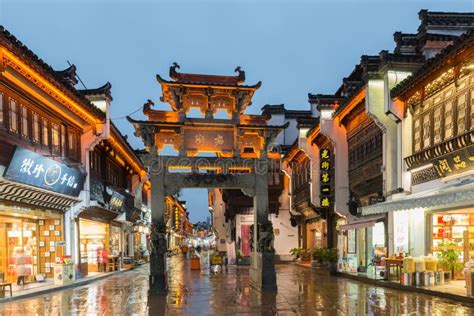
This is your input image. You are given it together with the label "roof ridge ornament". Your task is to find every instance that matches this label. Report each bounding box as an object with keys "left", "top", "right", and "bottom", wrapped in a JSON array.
[
  {"left": 143, "top": 99, "right": 155, "bottom": 115},
  {"left": 234, "top": 66, "right": 245, "bottom": 83},
  {"left": 170, "top": 62, "right": 180, "bottom": 80}
]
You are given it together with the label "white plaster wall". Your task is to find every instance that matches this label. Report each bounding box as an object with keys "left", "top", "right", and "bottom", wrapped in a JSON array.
[
  {"left": 401, "top": 110, "right": 413, "bottom": 192},
  {"left": 284, "top": 119, "right": 299, "bottom": 145},
  {"left": 410, "top": 208, "right": 426, "bottom": 257},
  {"left": 265, "top": 113, "right": 286, "bottom": 145},
  {"left": 269, "top": 211, "right": 298, "bottom": 261},
  {"left": 311, "top": 103, "right": 320, "bottom": 118},
  {"left": 298, "top": 134, "right": 320, "bottom": 205}
]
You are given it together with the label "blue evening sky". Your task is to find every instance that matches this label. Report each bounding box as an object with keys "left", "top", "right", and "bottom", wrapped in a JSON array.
[{"left": 1, "top": 0, "right": 472, "bottom": 222}]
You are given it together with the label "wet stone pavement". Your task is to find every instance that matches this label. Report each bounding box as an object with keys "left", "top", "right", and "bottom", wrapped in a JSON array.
[{"left": 0, "top": 252, "right": 473, "bottom": 315}]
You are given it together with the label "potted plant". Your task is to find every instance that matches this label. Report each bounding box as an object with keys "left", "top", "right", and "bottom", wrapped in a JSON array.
[
  {"left": 323, "top": 248, "right": 338, "bottom": 274},
  {"left": 290, "top": 247, "right": 304, "bottom": 261},
  {"left": 436, "top": 239, "right": 463, "bottom": 280},
  {"left": 311, "top": 248, "right": 326, "bottom": 267},
  {"left": 301, "top": 249, "right": 311, "bottom": 262},
  {"left": 236, "top": 250, "right": 243, "bottom": 265}
]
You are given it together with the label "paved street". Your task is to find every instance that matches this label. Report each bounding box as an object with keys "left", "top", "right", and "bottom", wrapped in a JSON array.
[{"left": 0, "top": 253, "right": 472, "bottom": 315}]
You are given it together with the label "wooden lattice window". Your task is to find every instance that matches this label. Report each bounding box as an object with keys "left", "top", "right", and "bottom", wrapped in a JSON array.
[
  {"left": 457, "top": 93, "right": 467, "bottom": 135},
  {"left": 422, "top": 113, "right": 431, "bottom": 149},
  {"left": 21, "top": 105, "right": 29, "bottom": 139},
  {"left": 42, "top": 117, "right": 49, "bottom": 146},
  {"left": 413, "top": 117, "right": 421, "bottom": 152},
  {"left": 444, "top": 100, "right": 454, "bottom": 139},
  {"left": 433, "top": 106, "right": 442, "bottom": 144},
  {"left": 9, "top": 98, "right": 18, "bottom": 133},
  {"left": 51, "top": 123, "right": 60, "bottom": 155},
  {"left": 32, "top": 112, "right": 40, "bottom": 143}
]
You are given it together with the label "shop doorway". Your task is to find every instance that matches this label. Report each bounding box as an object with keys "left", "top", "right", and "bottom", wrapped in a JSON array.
[
  {"left": 79, "top": 219, "right": 109, "bottom": 275},
  {"left": 0, "top": 209, "right": 64, "bottom": 283},
  {"left": 0, "top": 219, "right": 37, "bottom": 283},
  {"left": 241, "top": 224, "right": 251, "bottom": 257}
]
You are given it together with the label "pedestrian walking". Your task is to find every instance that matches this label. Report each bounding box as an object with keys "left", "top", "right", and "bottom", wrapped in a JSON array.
[
  {"left": 15, "top": 249, "right": 27, "bottom": 286},
  {"left": 97, "top": 247, "right": 108, "bottom": 272}
]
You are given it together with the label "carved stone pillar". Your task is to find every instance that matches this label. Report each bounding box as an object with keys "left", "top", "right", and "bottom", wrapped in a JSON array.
[
  {"left": 149, "top": 163, "right": 167, "bottom": 294},
  {"left": 250, "top": 156, "right": 277, "bottom": 292}
]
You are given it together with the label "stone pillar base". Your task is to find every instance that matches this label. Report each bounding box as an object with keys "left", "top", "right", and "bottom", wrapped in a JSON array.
[
  {"left": 149, "top": 274, "right": 167, "bottom": 295},
  {"left": 148, "top": 251, "right": 167, "bottom": 295},
  {"left": 250, "top": 252, "right": 277, "bottom": 292}
]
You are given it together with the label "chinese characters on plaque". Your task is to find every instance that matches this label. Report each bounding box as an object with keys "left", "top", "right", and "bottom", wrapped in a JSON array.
[
  {"left": 109, "top": 191, "right": 126, "bottom": 211},
  {"left": 3, "top": 147, "right": 85, "bottom": 196},
  {"left": 433, "top": 147, "right": 474, "bottom": 178},
  {"left": 183, "top": 128, "right": 233, "bottom": 154},
  {"left": 319, "top": 148, "right": 331, "bottom": 208}
]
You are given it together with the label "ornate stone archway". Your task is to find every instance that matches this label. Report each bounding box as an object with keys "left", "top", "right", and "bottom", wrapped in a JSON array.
[{"left": 128, "top": 64, "right": 287, "bottom": 293}]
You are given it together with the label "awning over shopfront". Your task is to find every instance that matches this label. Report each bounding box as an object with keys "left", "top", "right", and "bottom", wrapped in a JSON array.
[
  {"left": 339, "top": 213, "right": 386, "bottom": 230},
  {"left": 79, "top": 205, "right": 120, "bottom": 221},
  {"left": 0, "top": 177, "right": 79, "bottom": 211},
  {"left": 360, "top": 181, "right": 474, "bottom": 216}
]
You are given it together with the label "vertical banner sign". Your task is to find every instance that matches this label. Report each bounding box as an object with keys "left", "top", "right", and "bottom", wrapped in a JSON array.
[
  {"left": 174, "top": 207, "right": 179, "bottom": 230},
  {"left": 319, "top": 148, "right": 331, "bottom": 208}
]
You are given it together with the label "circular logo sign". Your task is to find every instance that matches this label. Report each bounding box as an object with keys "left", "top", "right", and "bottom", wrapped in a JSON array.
[{"left": 44, "top": 164, "right": 62, "bottom": 186}]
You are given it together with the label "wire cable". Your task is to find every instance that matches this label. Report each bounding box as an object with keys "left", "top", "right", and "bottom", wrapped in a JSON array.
[{"left": 109, "top": 105, "right": 144, "bottom": 121}]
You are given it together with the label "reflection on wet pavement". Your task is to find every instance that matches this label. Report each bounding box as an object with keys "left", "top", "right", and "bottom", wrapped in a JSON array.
[{"left": 0, "top": 252, "right": 473, "bottom": 315}]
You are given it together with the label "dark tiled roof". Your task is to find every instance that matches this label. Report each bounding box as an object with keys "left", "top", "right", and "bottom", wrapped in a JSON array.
[
  {"left": 284, "top": 110, "right": 312, "bottom": 118},
  {"left": 391, "top": 30, "right": 474, "bottom": 99},
  {"left": 332, "top": 84, "right": 365, "bottom": 117},
  {"left": 378, "top": 50, "right": 425, "bottom": 64},
  {"left": 162, "top": 63, "right": 261, "bottom": 88},
  {"left": 261, "top": 104, "right": 285, "bottom": 115},
  {"left": 0, "top": 26, "right": 106, "bottom": 120},
  {"left": 377, "top": 51, "right": 426, "bottom": 71},
  {"left": 424, "top": 33, "right": 460, "bottom": 42},
  {"left": 308, "top": 93, "right": 338, "bottom": 102},
  {"left": 393, "top": 32, "right": 418, "bottom": 49},
  {"left": 296, "top": 116, "right": 319, "bottom": 129},
  {"left": 79, "top": 82, "right": 113, "bottom": 101},
  {"left": 54, "top": 64, "right": 78, "bottom": 86},
  {"left": 334, "top": 64, "right": 364, "bottom": 98},
  {"left": 156, "top": 73, "right": 261, "bottom": 89},
  {"left": 361, "top": 55, "right": 382, "bottom": 73},
  {"left": 418, "top": 10, "right": 474, "bottom": 29},
  {"left": 261, "top": 104, "right": 312, "bottom": 118}
]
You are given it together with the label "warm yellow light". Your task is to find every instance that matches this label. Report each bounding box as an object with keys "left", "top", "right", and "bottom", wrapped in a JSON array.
[
  {"left": 109, "top": 134, "right": 145, "bottom": 176},
  {"left": 1, "top": 48, "right": 102, "bottom": 125}
]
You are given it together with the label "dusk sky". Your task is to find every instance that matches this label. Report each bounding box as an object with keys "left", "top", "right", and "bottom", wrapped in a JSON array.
[{"left": 1, "top": 0, "right": 472, "bottom": 222}]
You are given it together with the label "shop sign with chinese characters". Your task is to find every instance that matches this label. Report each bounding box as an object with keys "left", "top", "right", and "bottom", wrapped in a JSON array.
[
  {"left": 174, "top": 207, "right": 180, "bottom": 230},
  {"left": 4, "top": 147, "right": 85, "bottom": 197},
  {"left": 319, "top": 148, "right": 331, "bottom": 208},
  {"left": 109, "top": 191, "right": 126, "bottom": 211},
  {"left": 433, "top": 146, "right": 474, "bottom": 179}
]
